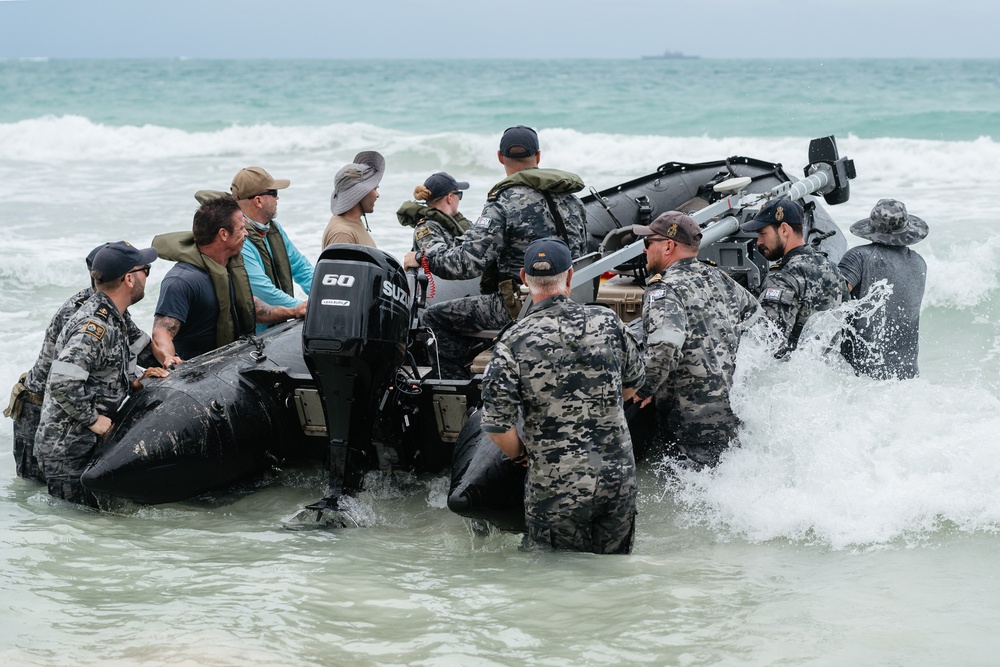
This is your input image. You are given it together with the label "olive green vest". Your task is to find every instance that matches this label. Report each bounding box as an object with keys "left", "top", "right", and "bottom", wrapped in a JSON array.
[
  {"left": 151, "top": 231, "right": 256, "bottom": 348},
  {"left": 396, "top": 201, "right": 472, "bottom": 238},
  {"left": 486, "top": 168, "right": 585, "bottom": 201},
  {"left": 246, "top": 221, "right": 294, "bottom": 297}
]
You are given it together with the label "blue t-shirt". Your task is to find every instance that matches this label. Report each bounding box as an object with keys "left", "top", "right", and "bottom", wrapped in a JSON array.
[{"left": 154, "top": 262, "right": 221, "bottom": 360}]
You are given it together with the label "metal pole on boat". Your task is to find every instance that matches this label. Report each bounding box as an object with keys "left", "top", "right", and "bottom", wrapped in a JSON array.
[{"left": 571, "top": 167, "right": 840, "bottom": 289}]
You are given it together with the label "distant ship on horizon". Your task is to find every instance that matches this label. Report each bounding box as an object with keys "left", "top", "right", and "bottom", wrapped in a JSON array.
[{"left": 641, "top": 49, "right": 700, "bottom": 60}]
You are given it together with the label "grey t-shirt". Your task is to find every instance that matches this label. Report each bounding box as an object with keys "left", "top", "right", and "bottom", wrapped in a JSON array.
[{"left": 838, "top": 243, "right": 927, "bottom": 379}]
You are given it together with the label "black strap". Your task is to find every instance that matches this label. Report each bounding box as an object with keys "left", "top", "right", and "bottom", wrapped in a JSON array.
[{"left": 540, "top": 191, "right": 570, "bottom": 247}]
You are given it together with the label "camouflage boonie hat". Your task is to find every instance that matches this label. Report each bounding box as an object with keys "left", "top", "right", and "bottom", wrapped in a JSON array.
[{"left": 850, "top": 199, "right": 928, "bottom": 246}]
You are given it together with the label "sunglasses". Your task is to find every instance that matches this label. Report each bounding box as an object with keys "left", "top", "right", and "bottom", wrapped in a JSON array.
[
  {"left": 127, "top": 265, "right": 151, "bottom": 277},
  {"left": 451, "top": 191, "right": 463, "bottom": 200},
  {"left": 252, "top": 189, "right": 278, "bottom": 199},
  {"left": 642, "top": 236, "right": 670, "bottom": 249}
]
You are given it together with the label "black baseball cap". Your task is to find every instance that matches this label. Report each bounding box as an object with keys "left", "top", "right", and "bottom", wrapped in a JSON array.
[
  {"left": 500, "top": 125, "right": 540, "bottom": 158},
  {"left": 424, "top": 172, "right": 470, "bottom": 200},
  {"left": 91, "top": 241, "right": 158, "bottom": 282},
  {"left": 86, "top": 243, "right": 111, "bottom": 270},
  {"left": 741, "top": 198, "right": 804, "bottom": 232},
  {"left": 523, "top": 237, "right": 572, "bottom": 276}
]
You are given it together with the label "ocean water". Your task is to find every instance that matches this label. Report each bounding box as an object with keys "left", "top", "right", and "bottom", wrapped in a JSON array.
[{"left": 2, "top": 58, "right": 1000, "bottom": 665}]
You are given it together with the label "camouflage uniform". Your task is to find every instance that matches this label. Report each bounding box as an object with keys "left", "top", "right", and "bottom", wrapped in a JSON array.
[
  {"left": 396, "top": 200, "right": 471, "bottom": 253},
  {"left": 757, "top": 245, "right": 849, "bottom": 354},
  {"left": 11, "top": 287, "right": 152, "bottom": 482},
  {"left": 641, "top": 257, "right": 762, "bottom": 466},
  {"left": 422, "top": 181, "right": 588, "bottom": 379},
  {"left": 481, "top": 294, "right": 645, "bottom": 554},
  {"left": 34, "top": 291, "right": 134, "bottom": 506}
]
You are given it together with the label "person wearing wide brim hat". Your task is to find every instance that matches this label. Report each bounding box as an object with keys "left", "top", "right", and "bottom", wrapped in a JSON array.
[
  {"left": 838, "top": 198, "right": 929, "bottom": 380},
  {"left": 323, "top": 151, "right": 385, "bottom": 250},
  {"left": 849, "top": 198, "right": 929, "bottom": 248}
]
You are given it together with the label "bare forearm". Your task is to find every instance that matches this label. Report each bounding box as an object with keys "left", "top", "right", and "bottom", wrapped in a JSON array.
[
  {"left": 151, "top": 316, "right": 183, "bottom": 367},
  {"left": 254, "top": 297, "right": 307, "bottom": 324}
]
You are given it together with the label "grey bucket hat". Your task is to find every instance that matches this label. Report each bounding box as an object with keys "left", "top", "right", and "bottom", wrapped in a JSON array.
[
  {"left": 850, "top": 199, "right": 928, "bottom": 246},
  {"left": 330, "top": 151, "right": 385, "bottom": 215}
]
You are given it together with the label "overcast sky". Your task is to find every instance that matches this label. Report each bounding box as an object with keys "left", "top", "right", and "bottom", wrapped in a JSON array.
[{"left": 2, "top": 0, "right": 998, "bottom": 59}]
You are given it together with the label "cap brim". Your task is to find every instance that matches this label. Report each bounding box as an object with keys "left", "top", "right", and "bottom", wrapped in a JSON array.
[
  {"left": 270, "top": 179, "right": 290, "bottom": 190},
  {"left": 740, "top": 218, "right": 771, "bottom": 232},
  {"left": 631, "top": 224, "right": 655, "bottom": 236},
  {"left": 455, "top": 181, "right": 470, "bottom": 190},
  {"left": 138, "top": 247, "right": 159, "bottom": 264}
]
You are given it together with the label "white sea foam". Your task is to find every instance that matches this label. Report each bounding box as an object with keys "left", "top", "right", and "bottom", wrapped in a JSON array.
[{"left": 655, "top": 309, "right": 1000, "bottom": 551}]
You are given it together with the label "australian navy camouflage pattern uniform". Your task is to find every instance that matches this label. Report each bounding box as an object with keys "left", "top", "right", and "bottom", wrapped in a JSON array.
[
  {"left": 421, "top": 169, "right": 588, "bottom": 379},
  {"left": 396, "top": 200, "right": 471, "bottom": 253},
  {"left": 7, "top": 287, "right": 152, "bottom": 482},
  {"left": 34, "top": 291, "right": 136, "bottom": 506},
  {"left": 758, "top": 245, "right": 849, "bottom": 354},
  {"left": 641, "top": 257, "right": 762, "bottom": 466},
  {"left": 481, "top": 294, "right": 645, "bottom": 554}
]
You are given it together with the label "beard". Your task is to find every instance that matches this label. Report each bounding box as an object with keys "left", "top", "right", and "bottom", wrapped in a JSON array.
[
  {"left": 130, "top": 279, "right": 145, "bottom": 304},
  {"left": 760, "top": 239, "right": 785, "bottom": 261}
]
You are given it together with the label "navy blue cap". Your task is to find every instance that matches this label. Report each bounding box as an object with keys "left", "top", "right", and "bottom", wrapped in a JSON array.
[
  {"left": 424, "top": 172, "right": 470, "bottom": 200},
  {"left": 86, "top": 243, "right": 110, "bottom": 270},
  {"left": 741, "top": 198, "right": 804, "bottom": 232},
  {"left": 91, "top": 241, "right": 158, "bottom": 282},
  {"left": 523, "top": 237, "right": 572, "bottom": 276},
  {"left": 500, "top": 125, "right": 540, "bottom": 158}
]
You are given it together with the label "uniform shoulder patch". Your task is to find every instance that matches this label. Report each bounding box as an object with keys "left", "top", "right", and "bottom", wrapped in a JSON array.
[
  {"left": 761, "top": 287, "right": 785, "bottom": 302},
  {"left": 473, "top": 216, "right": 491, "bottom": 228},
  {"left": 648, "top": 288, "right": 667, "bottom": 301},
  {"left": 93, "top": 305, "right": 111, "bottom": 321},
  {"left": 414, "top": 224, "right": 432, "bottom": 240},
  {"left": 82, "top": 320, "right": 107, "bottom": 341}
]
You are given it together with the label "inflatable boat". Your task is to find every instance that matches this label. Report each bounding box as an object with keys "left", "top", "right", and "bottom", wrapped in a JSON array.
[{"left": 81, "top": 135, "right": 856, "bottom": 529}]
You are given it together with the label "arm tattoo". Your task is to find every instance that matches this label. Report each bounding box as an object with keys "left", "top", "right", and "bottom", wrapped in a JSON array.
[{"left": 153, "top": 315, "right": 182, "bottom": 337}]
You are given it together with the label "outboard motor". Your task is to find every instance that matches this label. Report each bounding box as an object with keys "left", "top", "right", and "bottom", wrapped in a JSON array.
[{"left": 302, "top": 244, "right": 411, "bottom": 515}]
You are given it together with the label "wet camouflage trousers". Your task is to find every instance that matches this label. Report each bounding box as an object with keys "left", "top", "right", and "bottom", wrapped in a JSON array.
[
  {"left": 525, "top": 469, "right": 638, "bottom": 554},
  {"left": 36, "top": 424, "right": 101, "bottom": 508},
  {"left": 421, "top": 292, "right": 510, "bottom": 379},
  {"left": 650, "top": 392, "right": 738, "bottom": 468},
  {"left": 13, "top": 400, "right": 45, "bottom": 482}
]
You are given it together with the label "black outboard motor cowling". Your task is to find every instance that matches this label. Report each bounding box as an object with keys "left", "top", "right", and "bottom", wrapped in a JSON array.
[{"left": 302, "top": 245, "right": 410, "bottom": 506}]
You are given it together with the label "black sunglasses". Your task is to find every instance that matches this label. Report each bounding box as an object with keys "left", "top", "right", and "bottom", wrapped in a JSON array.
[
  {"left": 642, "top": 236, "right": 670, "bottom": 249},
  {"left": 127, "top": 265, "right": 151, "bottom": 277},
  {"left": 451, "top": 191, "right": 463, "bottom": 200},
  {"left": 253, "top": 189, "right": 278, "bottom": 199}
]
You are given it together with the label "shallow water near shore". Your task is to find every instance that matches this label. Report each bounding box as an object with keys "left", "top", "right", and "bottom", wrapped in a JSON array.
[{"left": 3, "top": 58, "right": 1000, "bottom": 665}]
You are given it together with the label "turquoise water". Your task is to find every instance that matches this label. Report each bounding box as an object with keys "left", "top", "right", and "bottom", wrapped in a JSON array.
[
  {"left": 3, "top": 58, "right": 1000, "bottom": 665},
  {"left": 5, "top": 59, "right": 999, "bottom": 139}
]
